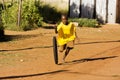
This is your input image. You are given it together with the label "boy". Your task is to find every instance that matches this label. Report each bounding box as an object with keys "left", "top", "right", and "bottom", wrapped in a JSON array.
[{"left": 57, "top": 14, "right": 78, "bottom": 63}]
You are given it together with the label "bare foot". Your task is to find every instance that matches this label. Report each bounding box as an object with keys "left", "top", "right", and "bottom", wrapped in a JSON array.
[{"left": 62, "top": 58, "right": 65, "bottom": 63}]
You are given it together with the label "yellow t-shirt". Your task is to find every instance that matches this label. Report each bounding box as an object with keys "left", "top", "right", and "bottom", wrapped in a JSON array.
[{"left": 57, "top": 22, "right": 76, "bottom": 46}]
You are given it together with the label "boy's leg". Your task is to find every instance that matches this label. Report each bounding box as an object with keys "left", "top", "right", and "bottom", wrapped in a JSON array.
[
  {"left": 59, "top": 44, "right": 66, "bottom": 52},
  {"left": 67, "top": 40, "right": 74, "bottom": 49},
  {"left": 63, "top": 41, "right": 74, "bottom": 62},
  {"left": 59, "top": 44, "right": 66, "bottom": 63}
]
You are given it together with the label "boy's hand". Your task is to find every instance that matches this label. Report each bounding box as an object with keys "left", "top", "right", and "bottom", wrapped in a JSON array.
[
  {"left": 75, "top": 32, "right": 80, "bottom": 43},
  {"left": 54, "top": 24, "right": 58, "bottom": 34},
  {"left": 76, "top": 37, "right": 80, "bottom": 43}
]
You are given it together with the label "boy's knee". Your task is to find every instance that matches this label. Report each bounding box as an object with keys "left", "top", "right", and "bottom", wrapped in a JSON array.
[
  {"left": 59, "top": 50, "right": 64, "bottom": 52},
  {"left": 59, "top": 44, "right": 66, "bottom": 52},
  {"left": 67, "top": 47, "right": 74, "bottom": 50}
]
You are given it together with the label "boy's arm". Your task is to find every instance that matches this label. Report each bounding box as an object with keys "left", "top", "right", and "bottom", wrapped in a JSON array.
[
  {"left": 56, "top": 23, "right": 63, "bottom": 38},
  {"left": 54, "top": 23, "right": 61, "bottom": 34},
  {"left": 73, "top": 23, "right": 80, "bottom": 42},
  {"left": 75, "top": 30, "right": 80, "bottom": 43}
]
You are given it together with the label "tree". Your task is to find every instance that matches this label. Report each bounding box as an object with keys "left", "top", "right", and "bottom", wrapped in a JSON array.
[
  {"left": 1, "top": 0, "right": 5, "bottom": 10},
  {"left": 17, "top": 0, "right": 22, "bottom": 27}
]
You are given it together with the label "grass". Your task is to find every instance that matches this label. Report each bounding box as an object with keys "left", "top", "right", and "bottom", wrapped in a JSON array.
[{"left": 69, "top": 18, "right": 100, "bottom": 28}]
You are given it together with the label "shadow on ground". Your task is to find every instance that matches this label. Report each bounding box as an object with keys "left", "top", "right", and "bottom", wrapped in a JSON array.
[
  {"left": 42, "top": 25, "right": 55, "bottom": 29},
  {"left": 0, "top": 56, "right": 117, "bottom": 79},
  {"left": 59, "top": 56, "right": 118, "bottom": 65},
  {"left": 0, "top": 34, "right": 40, "bottom": 42},
  {"left": 75, "top": 40, "right": 120, "bottom": 45},
  {"left": 0, "top": 40, "right": 120, "bottom": 52},
  {"left": 0, "top": 45, "right": 53, "bottom": 52},
  {"left": 0, "top": 70, "right": 68, "bottom": 79}
]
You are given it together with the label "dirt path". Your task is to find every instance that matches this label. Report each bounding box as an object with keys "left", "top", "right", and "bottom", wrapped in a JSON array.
[{"left": 0, "top": 24, "right": 120, "bottom": 80}]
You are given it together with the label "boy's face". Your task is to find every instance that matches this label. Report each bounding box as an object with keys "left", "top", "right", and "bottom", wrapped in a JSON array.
[{"left": 61, "top": 16, "right": 68, "bottom": 25}]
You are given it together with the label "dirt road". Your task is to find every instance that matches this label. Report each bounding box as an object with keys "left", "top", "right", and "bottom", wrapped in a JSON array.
[{"left": 0, "top": 24, "right": 120, "bottom": 80}]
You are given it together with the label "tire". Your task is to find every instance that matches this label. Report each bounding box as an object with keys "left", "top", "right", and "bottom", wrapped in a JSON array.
[{"left": 53, "top": 36, "right": 58, "bottom": 64}]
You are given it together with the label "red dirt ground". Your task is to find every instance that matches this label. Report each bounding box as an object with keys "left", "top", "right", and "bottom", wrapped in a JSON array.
[{"left": 0, "top": 24, "right": 120, "bottom": 80}]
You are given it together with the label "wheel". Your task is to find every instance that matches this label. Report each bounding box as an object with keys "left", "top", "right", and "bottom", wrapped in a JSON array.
[{"left": 53, "top": 36, "right": 58, "bottom": 64}]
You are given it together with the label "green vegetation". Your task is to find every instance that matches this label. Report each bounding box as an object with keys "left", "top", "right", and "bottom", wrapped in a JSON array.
[
  {"left": 1, "top": 1, "right": 67, "bottom": 31},
  {"left": 1, "top": 1, "right": 43, "bottom": 31},
  {"left": 21, "top": 1, "right": 43, "bottom": 31},
  {"left": 69, "top": 18, "right": 100, "bottom": 28},
  {"left": 0, "top": 3, "right": 2, "bottom": 14},
  {"left": 1, "top": 2, "right": 18, "bottom": 30},
  {"left": 0, "top": 1, "right": 100, "bottom": 31}
]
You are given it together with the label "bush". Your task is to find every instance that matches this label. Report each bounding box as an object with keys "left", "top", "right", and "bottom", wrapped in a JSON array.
[
  {"left": 1, "top": 1, "right": 43, "bottom": 31},
  {"left": 69, "top": 18, "right": 100, "bottom": 28},
  {"left": 1, "top": 3, "right": 17, "bottom": 30},
  {"left": 21, "top": 1, "right": 43, "bottom": 31},
  {"left": 0, "top": 3, "right": 2, "bottom": 14}
]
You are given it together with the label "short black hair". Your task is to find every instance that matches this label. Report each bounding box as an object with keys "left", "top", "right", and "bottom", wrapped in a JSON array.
[{"left": 61, "top": 14, "right": 68, "bottom": 20}]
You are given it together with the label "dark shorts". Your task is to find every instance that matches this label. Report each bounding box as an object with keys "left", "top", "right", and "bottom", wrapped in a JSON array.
[{"left": 59, "top": 40, "right": 74, "bottom": 52}]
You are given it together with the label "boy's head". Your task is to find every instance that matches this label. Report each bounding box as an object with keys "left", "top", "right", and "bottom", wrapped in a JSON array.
[{"left": 61, "top": 14, "right": 68, "bottom": 25}]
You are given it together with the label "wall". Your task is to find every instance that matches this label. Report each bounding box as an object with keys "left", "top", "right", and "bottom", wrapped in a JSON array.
[
  {"left": 96, "top": 0, "right": 107, "bottom": 23},
  {"left": 81, "top": 0, "right": 95, "bottom": 18},
  {"left": 69, "top": 0, "right": 80, "bottom": 18},
  {"left": 107, "top": 0, "right": 117, "bottom": 23},
  {"left": 69, "top": 0, "right": 119, "bottom": 24}
]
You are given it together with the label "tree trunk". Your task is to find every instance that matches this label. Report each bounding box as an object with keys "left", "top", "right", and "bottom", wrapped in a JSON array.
[
  {"left": 17, "top": 0, "right": 22, "bottom": 27},
  {"left": 2, "top": 0, "right": 5, "bottom": 10},
  {"left": 11, "top": 0, "right": 14, "bottom": 5}
]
